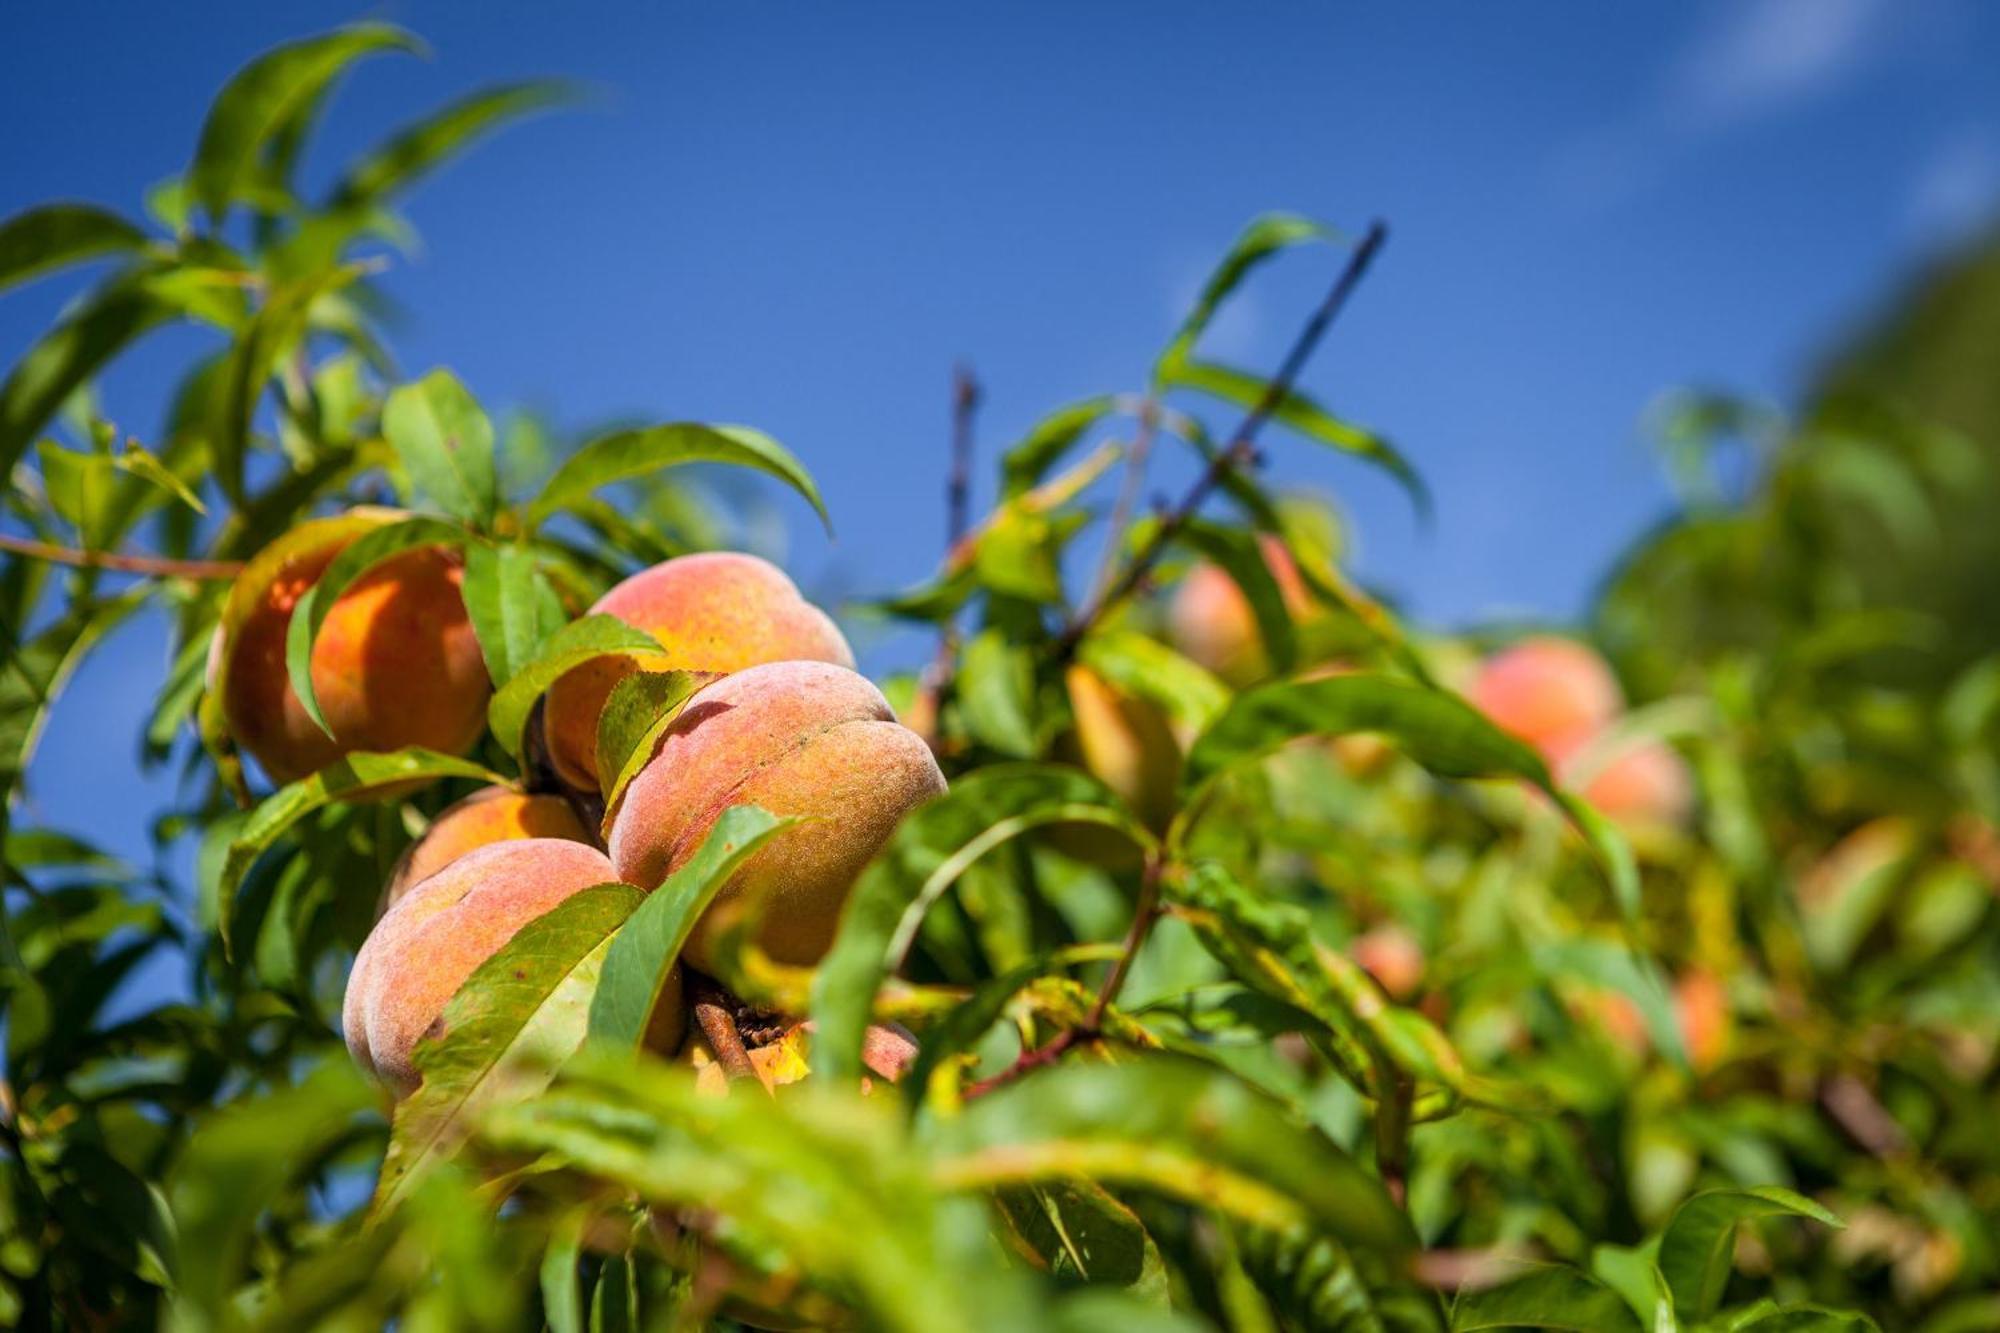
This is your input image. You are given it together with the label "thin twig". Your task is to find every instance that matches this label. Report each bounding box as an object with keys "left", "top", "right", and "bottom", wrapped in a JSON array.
[
  {"left": 913, "top": 365, "right": 982, "bottom": 751},
  {"left": 1057, "top": 220, "right": 1388, "bottom": 654},
  {"left": 0, "top": 531, "right": 243, "bottom": 581},
  {"left": 1083, "top": 396, "right": 1160, "bottom": 610},
  {"left": 965, "top": 856, "right": 1164, "bottom": 1100},
  {"left": 688, "top": 973, "right": 757, "bottom": 1084}
]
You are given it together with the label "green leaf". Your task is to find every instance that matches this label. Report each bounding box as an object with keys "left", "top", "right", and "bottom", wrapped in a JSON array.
[
  {"left": 538, "top": 1212, "right": 587, "bottom": 1333},
  {"left": 958, "top": 629, "right": 1039, "bottom": 758},
  {"left": 1723, "top": 1302, "right": 1879, "bottom": 1332},
  {"left": 215, "top": 263, "right": 367, "bottom": 504},
  {"left": 1451, "top": 1265, "right": 1643, "bottom": 1331},
  {"left": 189, "top": 25, "right": 421, "bottom": 222},
  {"left": 37, "top": 440, "right": 119, "bottom": 548},
  {"left": 113, "top": 438, "right": 207, "bottom": 515},
  {"left": 205, "top": 748, "right": 507, "bottom": 943},
  {"left": 382, "top": 370, "right": 500, "bottom": 526},
  {"left": 166, "top": 1060, "right": 376, "bottom": 1324},
  {"left": 460, "top": 541, "right": 566, "bottom": 688},
  {"left": 993, "top": 1179, "right": 1167, "bottom": 1295},
  {"left": 812, "top": 765, "right": 1151, "bottom": 1081},
  {"left": 1001, "top": 395, "right": 1119, "bottom": 498},
  {"left": 373, "top": 884, "right": 644, "bottom": 1215},
  {"left": 0, "top": 281, "right": 176, "bottom": 485},
  {"left": 1077, "top": 629, "right": 1230, "bottom": 735},
  {"left": 529, "top": 423, "right": 830, "bottom": 533},
  {"left": 926, "top": 1053, "right": 1414, "bottom": 1256},
  {"left": 1177, "top": 518, "right": 1298, "bottom": 675},
  {"left": 595, "top": 669, "right": 706, "bottom": 811},
  {"left": 1184, "top": 673, "right": 1640, "bottom": 920},
  {"left": 330, "top": 81, "right": 579, "bottom": 208},
  {"left": 586, "top": 806, "right": 793, "bottom": 1047},
  {"left": 1656, "top": 1188, "right": 1842, "bottom": 1322},
  {"left": 0, "top": 203, "right": 147, "bottom": 295},
  {"left": 283, "top": 516, "right": 468, "bottom": 739},
  {"left": 1164, "top": 358, "right": 1429, "bottom": 519},
  {"left": 485, "top": 614, "right": 663, "bottom": 763},
  {"left": 1156, "top": 213, "right": 1338, "bottom": 377}
]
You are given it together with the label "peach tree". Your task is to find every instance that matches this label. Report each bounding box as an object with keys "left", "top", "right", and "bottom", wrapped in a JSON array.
[{"left": 4, "top": 25, "right": 1993, "bottom": 1332}]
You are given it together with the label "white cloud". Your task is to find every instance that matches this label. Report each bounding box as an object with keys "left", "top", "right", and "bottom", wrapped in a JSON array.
[{"left": 1666, "top": 0, "right": 1891, "bottom": 129}]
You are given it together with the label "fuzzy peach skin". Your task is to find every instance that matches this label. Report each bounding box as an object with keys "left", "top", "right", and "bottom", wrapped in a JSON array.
[
  {"left": 345, "top": 839, "right": 639, "bottom": 1096},
  {"left": 211, "top": 523, "right": 490, "bottom": 785},
  {"left": 1468, "top": 636, "right": 1622, "bottom": 759},
  {"left": 541, "top": 552, "right": 854, "bottom": 790},
  {"left": 607, "top": 660, "right": 946, "bottom": 971},
  {"left": 1167, "top": 534, "right": 1312, "bottom": 686},
  {"left": 382, "top": 786, "right": 595, "bottom": 910},
  {"left": 1063, "top": 664, "right": 1181, "bottom": 832}
]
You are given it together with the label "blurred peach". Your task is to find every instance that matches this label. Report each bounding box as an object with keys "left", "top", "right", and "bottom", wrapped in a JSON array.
[
  {"left": 1469, "top": 637, "right": 1621, "bottom": 759},
  {"left": 1168, "top": 535, "right": 1312, "bottom": 686},
  {"left": 1351, "top": 925, "right": 1425, "bottom": 1001}
]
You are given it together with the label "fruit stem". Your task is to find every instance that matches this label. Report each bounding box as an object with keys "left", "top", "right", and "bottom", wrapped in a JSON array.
[
  {"left": 1057, "top": 220, "right": 1388, "bottom": 655},
  {"left": 688, "top": 972, "right": 758, "bottom": 1085},
  {"left": 0, "top": 531, "right": 244, "bottom": 580}
]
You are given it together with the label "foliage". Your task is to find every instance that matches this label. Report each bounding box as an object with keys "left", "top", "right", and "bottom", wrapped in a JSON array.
[{"left": 3, "top": 24, "right": 1995, "bottom": 1332}]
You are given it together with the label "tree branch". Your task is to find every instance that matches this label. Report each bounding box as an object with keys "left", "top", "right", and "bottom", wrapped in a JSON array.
[
  {"left": 1058, "top": 220, "right": 1388, "bottom": 653},
  {"left": 0, "top": 531, "right": 244, "bottom": 581}
]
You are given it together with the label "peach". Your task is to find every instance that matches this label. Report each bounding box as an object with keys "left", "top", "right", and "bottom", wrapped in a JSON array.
[
  {"left": 1064, "top": 664, "right": 1181, "bottom": 831},
  {"left": 607, "top": 661, "right": 946, "bottom": 970},
  {"left": 209, "top": 512, "right": 490, "bottom": 785},
  {"left": 1351, "top": 925, "right": 1424, "bottom": 1001},
  {"left": 345, "top": 839, "right": 652, "bottom": 1096},
  {"left": 382, "top": 786, "right": 595, "bottom": 910},
  {"left": 541, "top": 552, "right": 854, "bottom": 790},
  {"left": 1673, "top": 968, "right": 1729, "bottom": 1073},
  {"left": 1468, "top": 637, "right": 1621, "bottom": 759},
  {"left": 1575, "top": 737, "right": 1694, "bottom": 831},
  {"left": 1167, "top": 534, "right": 1312, "bottom": 686}
]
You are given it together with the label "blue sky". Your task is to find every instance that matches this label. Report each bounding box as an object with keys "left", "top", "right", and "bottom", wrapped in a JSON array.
[{"left": 6, "top": 1, "right": 2000, "bottom": 869}]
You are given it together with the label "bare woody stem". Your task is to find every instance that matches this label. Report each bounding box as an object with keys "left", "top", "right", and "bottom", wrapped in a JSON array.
[
  {"left": 688, "top": 972, "right": 758, "bottom": 1084},
  {"left": 1082, "top": 395, "right": 1161, "bottom": 610},
  {"left": 914, "top": 364, "right": 983, "bottom": 753},
  {"left": 0, "top": 531, "right": 244, "bottom": 581},
  {"left": 1057, "top": 220, "right": 1388, "bottom": 654},
  {"left": 964, "top": 855, "right": 1164, "bottom": 1100}
]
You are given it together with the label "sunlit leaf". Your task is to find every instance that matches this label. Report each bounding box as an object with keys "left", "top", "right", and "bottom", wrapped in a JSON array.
[
  {"left": 189, "top": 25, "right": 421, "bottom": 222},
  {"left": 1656, "top": 1187, "right": 1841, "bottom": 1322},
  {"left": 594, "top": 669, "right": 708, "bottom": 813},
  {"left": 460, "top": 540, "right": 566, "bottom": 688},
  {"left": 485, "top": 614, "right": 663, "bottom": 763},
  {"left": 331, "top": 81, "right": 579, "bottom": 208},
  {"left": 0, "top": 280, "right": 177, "bottom": 484},
  {"left": 0, "top": 203, "right": 147, "bottom": 295},
  {"left": 1156, "top": 213, "right": 1338, "bottom": 377},
  {"left": 529, "top": 423, "right": 830, "bottom": 533},
  {"left": 587, "top": 806, "right": 792, "bottom": 1047},
  {"left": 382, "top": 369, "right": 499, "bottom": 527},
  {"left": 374, "top": 883, "right": 643, "bottom": 1215}
]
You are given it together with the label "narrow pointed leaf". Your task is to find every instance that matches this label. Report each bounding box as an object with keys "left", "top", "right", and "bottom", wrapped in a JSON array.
[
  {"left": 485, "top": 614, "right": 664, "bottom": 762},
  {"left": 1001, "top": 395, "right": 1119, "bottom": 497},
  {"left": 0, "top": 282, "right": 175, "bottom": 483},
  {"left": 331, "top": 81, "right": 580, "bottom": 208},
  {"left": 373, "top": 883, "right": 643, "bottom": 1214},
  {"left": 0, "top": 203, "right": 148, "bottom": 295},
  {"left": 529, "top": 423, "right": 829, "bottom": 532},
  {"left": 1656, "top": 1187, "right": 1842, "bottom": 1322},
  {"left": 1450, "top": 1264, "right": 1643, "bottom": 1332},
  {"left": 595, "top": 669, "right": 709, "bottom": 813},
  {"left": 461, "top": 541, "right": 567, "bottom": 688},
  {"left": 587, "top": 806, "right": 793, "bottom": 1047},
  {"left": 190, "top": 25, "right": 420, "bottom": 222},
  {"left": 1157, "top": 213, "right": 1338, "bottom": 376},
  {"left": 382, "top": 369, "right": 499, "bottom": 526}
]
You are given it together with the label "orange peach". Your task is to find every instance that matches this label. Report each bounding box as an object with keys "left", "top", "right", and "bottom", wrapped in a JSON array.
[
  {"left": 1468, "top": 637, "right": 1621, "bottom": 759},
  {"left": 1167, "top": 534, "right": 1312, "bottom": 686},
  {"left": 382, "top": 786, "right": 595, "bottom": 910},
  {"left": 1351, "top": 925, "right": 1425, "bottom": 1001},
  {"left": 541, "top": 552, "right": 853, "bottom": 789},
  {"left": 1673, "top": 968, "right": 1729, "bottom": 1073},
  {"left": 209, "top": 513, "right": 490, "bottom": 785},
  {"left": 607, "top": 661, "right": 945, "bottom": 971},
  {"left": 1574, "top": 737, "right": 1694, "bottom": 831},
  {"left": 1064, "top": 664, "right": 1181, "bottom": 831},
  {"left": 344, "top": 839, "right": 649, "bottom": 1096}
]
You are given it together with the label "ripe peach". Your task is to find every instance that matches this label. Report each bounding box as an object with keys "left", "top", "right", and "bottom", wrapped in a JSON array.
[
  {"left": 1063, "top": 664, "right": 1181, "bottom": 831},
  {"left": 1167, "top": 534, "right": 1312, "bottom": 686},
  {"left": 1350, "top": 925, "right": 1424, "bottom": 1001},
  {"left": 541, "top": 552, "right": 854, "bottom": 790},
  {"left": 208, "top": 512, "right": 490, "bottom": 786},
  {"left": 1575, "top": 737, "right": 1694, "bottom": 831},
  {"left": 1468, "top": 637, "right": 1621, "bottom": 759},
  {"left": 382, "top": 786, "right": 595, "bottom": 910},
  {"left": 607, "top": 661, "right": 946, "bottom": 971},
  {"left": 345, "top": 839, "right": 649, "bottom": 1096},
  {"left": 1673, "top": 968, "right": 1729, "bottom": 1073}
]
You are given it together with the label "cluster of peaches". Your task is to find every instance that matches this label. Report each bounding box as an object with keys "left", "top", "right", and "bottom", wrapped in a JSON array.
[{"left": 206, "top": 514, "right": 942, "bottom": 1098}]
